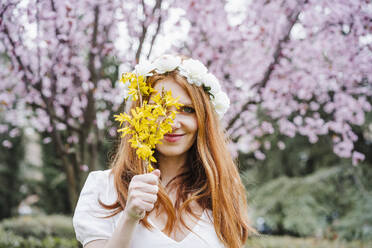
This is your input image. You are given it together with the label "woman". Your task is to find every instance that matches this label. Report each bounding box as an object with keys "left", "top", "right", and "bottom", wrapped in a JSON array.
[{"left": 73, "top": 55, "right": 256, "bottom": 248}]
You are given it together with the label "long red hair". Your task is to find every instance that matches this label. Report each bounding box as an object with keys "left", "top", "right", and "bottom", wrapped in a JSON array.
[{"left": 99, "top": 70, "right": 257, "bottom": 248}]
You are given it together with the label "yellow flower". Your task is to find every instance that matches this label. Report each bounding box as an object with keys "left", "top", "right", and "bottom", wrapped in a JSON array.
[
  {"left": 115, "top": 71, "right": 183, "bottom": 172},
  {"left": 120, "top": 73, "right": 156, "bottom": 102},
  {"left": 165, "top": 91, "right": 183, "bottom": 109},
  {"left": 136, "top": 144, "right": 153, "bottom": 160},
  {"left": 114, "top": 112, "right": 131, "bottom": 127},
  {"left": 117, "top": 126, "right": 132, "bottom": 137}
]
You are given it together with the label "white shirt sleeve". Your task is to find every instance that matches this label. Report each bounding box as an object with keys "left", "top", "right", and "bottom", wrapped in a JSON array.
[{"left": 72, "top": 170, "right": 115, "bottom": 247}]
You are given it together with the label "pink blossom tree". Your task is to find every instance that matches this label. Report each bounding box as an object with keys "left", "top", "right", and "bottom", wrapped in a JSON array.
[
  {"left": 0, "top": 0, "right": 168, "bottom": 210},
  {"left": 1, "top": 0, "right": 371, "bottom": 210},
  {"left": 174, "top": 0, "right": 372, "bottom": 164}
]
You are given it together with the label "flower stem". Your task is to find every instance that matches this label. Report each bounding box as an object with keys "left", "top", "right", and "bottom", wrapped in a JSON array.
[{"left": 137, "top": 77, "right": 143, "bottom": 106}]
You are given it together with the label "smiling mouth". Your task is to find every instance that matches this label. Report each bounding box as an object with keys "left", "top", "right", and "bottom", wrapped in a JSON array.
[
  {"left": 165, "top": 134, "right": 185, "bottom": 137},
  {"left": 164, "top": 134, "right": 185, "bottom": 142}
]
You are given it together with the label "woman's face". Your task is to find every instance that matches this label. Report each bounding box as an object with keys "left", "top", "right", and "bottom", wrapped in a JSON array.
[{"left": 150, "top": 78, "right": 198, "bottom": 158}]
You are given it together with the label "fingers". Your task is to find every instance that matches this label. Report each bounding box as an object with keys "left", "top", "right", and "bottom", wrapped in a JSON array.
[
  {"left": 131, "top": 199, "right": 155, "bottom": 212},
  {"left": 125, "top": 170, "right": 161, "bottom": 220},
  {"left": 127, "top": 192, "right": 157, "bottom": 213},
  {"left": 131, "top": 192, "right": 158, "bottom": 204},
  {"left": 129, "top": 182, "right": 159, "bottom": 194},
  {"left": 131, "top": 172, "right": 159, "bottom": 185},
  {"left": 151, "top": 169, "right": 161, "bottom": 178}
]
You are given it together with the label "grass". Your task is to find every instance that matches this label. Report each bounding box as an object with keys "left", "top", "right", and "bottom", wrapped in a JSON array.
[{"left": 245, "top": 235, "right": 371, "bottom": 248}]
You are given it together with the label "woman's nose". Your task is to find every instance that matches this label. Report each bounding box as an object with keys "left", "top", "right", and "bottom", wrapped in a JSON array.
[{"left": 171, "top": 119, "right": 181, "bottom": 130}]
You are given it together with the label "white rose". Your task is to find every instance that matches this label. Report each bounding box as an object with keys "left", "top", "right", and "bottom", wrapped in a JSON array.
[
  {"left": 203, "top": 73, "right": 221, "bottom": 95},
  {"left": 153, "top": 55, "right": 181, "bottom": 74},
  {"left": 213, "top": 91, "right": 230, "bottom": 118},
  {"left": 178, "top": 58, "right": 208, "bottom": 86},
  {"left": 134, "top": 60, "right": 156, "bottom": 76}
]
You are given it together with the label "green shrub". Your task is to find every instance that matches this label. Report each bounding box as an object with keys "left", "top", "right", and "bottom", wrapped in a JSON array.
[
  {"left": 333, "top": 194, "right": 372, "bottom": 241},
  {"left": 0, "top": 228, "right": 23, "bottom": 247},
  {"left": 244, "top": 165, "right": 372, "bottom": 241},
  {"left": 246, "top": 167, "right": 341, "bottom": 237},
  {"left": 0, "top": 215, "right": 79, "bottom": 248},
  {"left": 0, "top": 228, "right": 78, "bottom": 248},
  {"left": 245, "top": 235, "right": 372, "bottom": 248},
  {"left": 0, "top": 215, "right": 75, "bottom": 240}
]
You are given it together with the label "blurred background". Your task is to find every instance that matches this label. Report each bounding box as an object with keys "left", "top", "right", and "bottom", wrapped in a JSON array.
[{"left": 0, "top": 0, "right": 371, "bottom": 247}]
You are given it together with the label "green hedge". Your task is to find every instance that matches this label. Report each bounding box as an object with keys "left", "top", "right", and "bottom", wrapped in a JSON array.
[
  {"left": 0, "top": 215, "right": 76, "bottom": 240},
  {"left": 0, "top": 215, "right": 79, "bottom": 248},
  {"left": 0, "top": 229, "right": 78, "bottom": 248},
  {"left": 245, "top": 235, "right": 372, "bottom": 248},
  {"left": 244, "top": 166, "right": 372, "bottom": 241},
  {"left": 1, "top": 215, "right": 370, "bottom": 248}
]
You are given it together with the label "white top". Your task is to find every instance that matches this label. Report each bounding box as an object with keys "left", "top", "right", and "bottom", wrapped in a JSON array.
[{"left": 72, "top": 169, "right": 226, "bottom": 248}]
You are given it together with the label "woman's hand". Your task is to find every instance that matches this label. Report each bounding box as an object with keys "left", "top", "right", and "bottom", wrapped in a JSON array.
[{"left": 124, "top": 169, "right": 160, "bottom": 221}]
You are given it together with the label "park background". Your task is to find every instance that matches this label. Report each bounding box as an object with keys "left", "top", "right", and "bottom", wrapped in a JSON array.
[{"left": 0, "top": 0, "right": 371, "bottom": 247}]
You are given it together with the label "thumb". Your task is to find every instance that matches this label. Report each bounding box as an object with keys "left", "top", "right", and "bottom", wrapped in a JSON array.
[{"left": 151, "top": 169, "right": 161, "bottom": 178}]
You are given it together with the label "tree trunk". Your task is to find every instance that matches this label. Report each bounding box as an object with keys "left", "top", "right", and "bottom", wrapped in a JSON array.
[{"left": 62, "top": 157, "right": 79, "bottom": 211}]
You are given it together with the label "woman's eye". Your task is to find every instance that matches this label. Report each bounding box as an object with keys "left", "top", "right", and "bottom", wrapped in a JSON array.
[{"left": 182, "top": 106, "right": 195, "bottom": 113}]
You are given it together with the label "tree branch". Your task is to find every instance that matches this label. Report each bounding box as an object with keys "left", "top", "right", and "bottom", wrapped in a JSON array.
[
  {"left": 29, "top": 102, "right": 80, "bottom": 132},
  {"left": 2, "top": 25, "right": 34, "bottom": 84},
  {"left": 84, "top": 4, "right": 99, "bottom": 130},
  {"left": 0, "top": 2, "right": 18, "bottom": 19},
  {"left": 147, "top": 0, "right": 163, "bottom": 59},
  {"left": 135, "top": 0, "right": 149, "bottom": 63},
  {"left": 3, "top": 14, "right": 78, "bottom": 149},
  {"left": 226, "top": 4, "right": 303, "bottom": 132}
]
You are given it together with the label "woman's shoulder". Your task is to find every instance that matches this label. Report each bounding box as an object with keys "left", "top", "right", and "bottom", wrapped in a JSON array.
[
  {"left": 83, "top": 169, "right": 113, "bottom": 189},
  {"left": 86, "top": 168, "right": 113, "bottom": 181},
  {"left": 73, "top": 168, "right": 117, "bottom": 246},
  {"left": 78, "top": 169, "right": 116, "bottom": 209}
]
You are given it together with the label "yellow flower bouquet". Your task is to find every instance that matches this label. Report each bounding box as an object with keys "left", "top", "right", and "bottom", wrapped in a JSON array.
[{"left": 114, "top": 71, "right": 183, "bottom": 173}]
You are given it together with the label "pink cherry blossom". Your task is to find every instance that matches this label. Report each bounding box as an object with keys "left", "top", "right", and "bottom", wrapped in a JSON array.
[{"left": 0, "top": 0, "right": 370, "bottom": 189}]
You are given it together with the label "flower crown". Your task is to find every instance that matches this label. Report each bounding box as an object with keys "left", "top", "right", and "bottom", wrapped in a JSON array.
[{"left": 126, "top": 55, "right": 230, "bottom": 119}]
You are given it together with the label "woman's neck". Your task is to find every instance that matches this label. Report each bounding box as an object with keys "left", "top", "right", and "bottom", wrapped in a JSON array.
[{"left": 157, "top": 152, "right": 188, "bottom": 187}]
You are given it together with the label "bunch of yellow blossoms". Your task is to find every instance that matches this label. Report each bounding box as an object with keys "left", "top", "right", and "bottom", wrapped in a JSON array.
[{"left": 114, "top": 72, "right": 183, "bottom": 173}]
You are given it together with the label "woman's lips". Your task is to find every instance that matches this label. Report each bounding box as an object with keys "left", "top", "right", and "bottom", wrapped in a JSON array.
[{"left": 164, "top": 134, "right": 185, "bottom": 142}]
